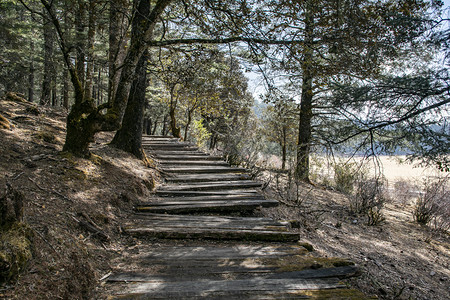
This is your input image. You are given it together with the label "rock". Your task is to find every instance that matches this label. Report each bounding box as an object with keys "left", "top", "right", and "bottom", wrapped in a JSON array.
[{"left": 430, "top": 271, "right": 436, "bottom": 276}]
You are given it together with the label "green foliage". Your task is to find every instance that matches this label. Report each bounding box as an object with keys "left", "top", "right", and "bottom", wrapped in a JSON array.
[
  {"left": 333, "top": 161, "right": 359, "bottom": 194},
  {"left": 190, "top": 119, "right": 211, "bottom": 149}
]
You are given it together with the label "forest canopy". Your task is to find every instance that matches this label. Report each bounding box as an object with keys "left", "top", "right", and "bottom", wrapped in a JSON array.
[{"left": 1, "top": 0, "right": 449, "bottom": 179}]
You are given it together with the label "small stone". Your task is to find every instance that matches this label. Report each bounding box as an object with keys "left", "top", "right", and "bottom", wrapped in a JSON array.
[
  {"left": 352, "top": 219, "right": 358, "bottom": 224},
  {"left": 430, "top": 271, "right": 436, "bottom": 276}
]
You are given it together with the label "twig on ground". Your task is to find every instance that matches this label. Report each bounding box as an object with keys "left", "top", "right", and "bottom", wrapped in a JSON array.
[
  {"left": 28, "top": 177, "right": 72, "bottom": 202},
  {"left": 31, "top": 227, "right": 61, "bottom": 258}
]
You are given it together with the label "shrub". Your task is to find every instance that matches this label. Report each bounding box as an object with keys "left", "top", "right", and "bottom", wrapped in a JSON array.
[
  {"left": 414, "top": 177, "right": 449, "bottom": 232},
  {"left": 351, "top": 176, "right": 388, "bottom": 226},
  {"left": 334, "top": 161, "right": 359, "bottom": 194},
  {"left": 190, "top": 119, "right": 211, "bottom": 149}
]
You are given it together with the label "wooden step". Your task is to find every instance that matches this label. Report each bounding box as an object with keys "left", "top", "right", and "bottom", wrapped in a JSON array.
[
  {"left": 162, "top": 166, "right": 247, "bottom": 174},
  {"left": 124, "top": 214, "right": 298, "bottom": 242},
  {"left": 158, "top": 180, "right": 262, "bottom": 191},
  {"left": 155, "top": 155, "right": 223, "bottom": 161},
  {"left": 159, "top": 160, "right": 230, "bottom": 166},
  {"left": 166, "top": 173, "right": 251, "bottom": 183},
  {"left": 149, "top": 194, "right": 264, "bottom": 202},
  {"left": 109, "top": 266, "right": 359, "bottom": 283},
  {"left": 136, "top": 199, "right": 279, "bottom": 213},
  {"left": 144, "top": 145, "right": 199, "bottom": 151},
  {"left": 155, "top": 189, "right": 259, "bottom": 197},
  {"left": 151, "top": 150, "right": 210, "bottom": 156},
  {"left": 105, "top": 244, "right": 365, "bottom": 299},
  {"left": 107, "top": 277, "right": 346, "bottom": 299}
]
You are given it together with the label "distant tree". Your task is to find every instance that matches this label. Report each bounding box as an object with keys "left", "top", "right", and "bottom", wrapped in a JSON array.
[{"left": 261, "top": 91, "right": 298, "bottom": 170}]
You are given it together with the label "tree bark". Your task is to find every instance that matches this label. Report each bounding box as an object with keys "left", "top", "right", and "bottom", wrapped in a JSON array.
[
  {"left": 108, "top": 0, "right": 128, "bottom": 102},
  {"left": 53, "top": 0, "right": 171, "bottom": 157},
  {"left": 111, "top": 49, "right": 149, "bottom": 159},
  {"left": 296, "top": 1, "right": 314, "bottom": 182},
  {"left": 40, "top": 8, "right": 54, "bottom": 106},
  {"left": 75, "top": 0, "right": 86, "bottom": 88},
  {"left": 28, "top": 39, "right": 34, "bottom": 103},
  {"left": 85, "top": 0, "right": 96, "bottom": 100},
  {"left": 62, "top": 67, "right": 69, "bottom": 109},
  {"left": 281, "top": 125, "right": 287, "bottom": 170}
]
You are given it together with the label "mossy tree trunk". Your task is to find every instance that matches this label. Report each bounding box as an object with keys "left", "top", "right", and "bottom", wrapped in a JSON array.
[{"left": 41, "top": 0, "right": 171, "bottom": 157}]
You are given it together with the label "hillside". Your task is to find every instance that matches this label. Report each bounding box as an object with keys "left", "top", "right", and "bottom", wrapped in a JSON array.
[
  {"left": 1, "top": 94, "right": 449, "bottom": 299},
  {"left": 0, "top": 95, "right": 157, "bottom": 299}
]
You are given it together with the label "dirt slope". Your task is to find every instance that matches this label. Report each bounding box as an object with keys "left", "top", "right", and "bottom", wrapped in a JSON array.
[{"left": 0, "top": 97, "right": 157, "bottom": 299}]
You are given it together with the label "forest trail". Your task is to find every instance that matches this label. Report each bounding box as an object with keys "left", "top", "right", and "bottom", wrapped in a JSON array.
[{"left": 103, "top": 135, "right": 370, "bottom": 299}]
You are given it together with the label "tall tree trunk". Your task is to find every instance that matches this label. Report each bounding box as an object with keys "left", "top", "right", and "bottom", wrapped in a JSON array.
[
  {"left": 281, "top": 126, "right": 287, "bottom": 170},
  {"left": 111, "top": 50, "right": 149, "bottom": 159},
  {"left": 184, "top": 109, "right": 193, "bottom": 141},
  {"left": 162, "top": 114, "right": 167, "bottom": 135},
  {"left": 40, "top": 8, "right": 53, "bottom": 106},
  {"left": 28, "top": 39, "right": 34, "bottom": 103},
  {"left": 296, "top": 1, "right": 314, "bottom": 182},
  {"left": 62, "top": 67, "right": 69, "bottom": 109},
  {"left": 62, "top": 8, "right": 69, "bottom": 109},
  {"left": 85, "top": 0, "right": 96, "bottom": 100},
  {"left": 108, "top": 0, "right": 128, "bottom": 102},
  {"left": 168, "top": 86, "right": 181, "bottom": 138},
  {"left": 75, "top": 0, "right": 86, "bottom": 89}
]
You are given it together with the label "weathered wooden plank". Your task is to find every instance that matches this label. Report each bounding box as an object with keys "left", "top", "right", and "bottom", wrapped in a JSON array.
[
  {"left": 136, "top": 200, "right": 278, "bottom": 213},
  {"left": 132, "top": 213, "right": 283, "bottom": 224},
  {"left": 158, "top": 181, "right": 262, "bottom": 191},
  {"left": 107, "top": 266, "right": 358, "bottom": 283},
  {"left": 146, "top": 194, "right": 264, "bottom": 202},
  {"left": 125, "top": 245, "right": 305, "bottom": 259},
  {"left": 138, "top": 199, "right": 277, "bottom": 206},
  {"left": 166, "top": 173, "right": 251, "bottom": 183},
  {"left": 151, "top": 150, "right": 210, "bottom": 156},
  {"left": 109, "top": 277, "right": 344, "bottom": 299},
  {"left": 128, "top": 218, "right": 289, "bottom": 230},
  {"left": 124, "top": 226, "right": 299, "bottom": 242},
  {"left": 155, "top": 189, "right": 259, "bottom": 196},
  {"left": 145, "top": 146, "right": 199, "bottom": 152},
  {"left": 160, "top": 160, "right": 230, "bottom": 166},
  {"left": 162, "top": 166, "right": 247, "bottom": 174},
  {"left": 155, "top": 155, "right": 223, "bottom": 161},
  {"left": 143, "top": 142, "right": 196, "bottom": 147}
]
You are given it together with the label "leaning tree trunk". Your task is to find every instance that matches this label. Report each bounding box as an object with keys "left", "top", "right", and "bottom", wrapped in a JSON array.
[
  {"left": 110, "top": 50, "right": 149, "bottom": 159},
  {"left": 295, "top": 1, "right": 314, "bottom": 182}
]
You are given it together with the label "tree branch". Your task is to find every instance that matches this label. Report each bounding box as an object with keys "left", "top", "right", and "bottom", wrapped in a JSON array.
[{"left": 147, "top": 37, "right": 304, "bottom": 47}]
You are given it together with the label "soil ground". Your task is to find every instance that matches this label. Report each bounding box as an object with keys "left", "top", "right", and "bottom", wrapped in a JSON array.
[{"left": 0, "top": 97, "right": 449, "bottom": 299}]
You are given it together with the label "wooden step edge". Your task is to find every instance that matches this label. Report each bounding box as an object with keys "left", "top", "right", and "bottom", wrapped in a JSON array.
[
  {"left": 106, "top": 266, "right": 360, "bottom": 283},
  {"left": 135, "top": 201, "right": 278, "bottom": 213},
  {"left": 137, "top": 199, "right": 278, "bottom": 206},
  {"left": 124, "top": 227, "right": 300, "bottom": 242}
]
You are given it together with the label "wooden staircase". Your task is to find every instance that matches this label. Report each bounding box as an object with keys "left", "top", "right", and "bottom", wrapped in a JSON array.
[{"left": 103, "top": 135, "right": 371, "bottom": 299}]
